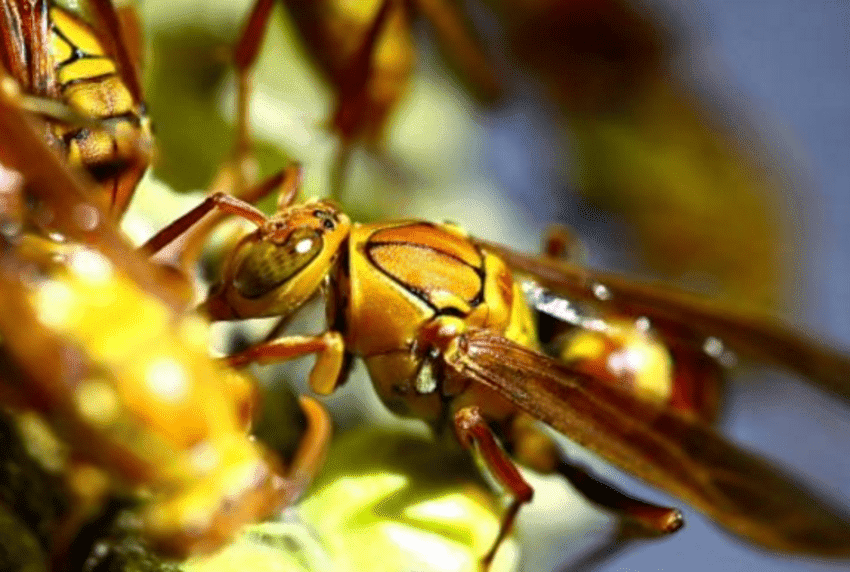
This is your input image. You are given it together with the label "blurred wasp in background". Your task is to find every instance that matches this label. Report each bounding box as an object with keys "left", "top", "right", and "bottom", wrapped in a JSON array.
[
  {"left": 0, "top": 233, "right": 331, "bottom": 561},
  {"left": 0, "top": 58, "right": 332, "bottom": 569},
  {"left": 0, "top": 0, "right": 152, "bottom": 220},
  {"left": 142, "top": 164, "right": 850, "bottom": 569},
  {"left": 217, "top": 0, "right": 500, "bottom": 197}
]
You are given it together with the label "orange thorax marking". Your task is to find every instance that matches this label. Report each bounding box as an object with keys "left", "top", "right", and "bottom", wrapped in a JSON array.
[
  {"left": 347, "top": 221, "right": 506, "bottom": 357},
  {"left": 365, "top": 222, "right": 484, "bottom": 311}
]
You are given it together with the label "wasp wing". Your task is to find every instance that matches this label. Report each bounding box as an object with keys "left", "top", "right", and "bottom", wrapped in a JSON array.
[
  {"left": 1, "top": 0, "right": 29, "bottom": 85},
  {"left": 86, "top": 0, "right": 144, "bottom": 102},
  {"left": 443, "top": 329, "right": 850, "bottom": 556},
  {"left": 0, "top": 0, "right": 55, "bottom": 95},
  {"left": 476, "top": 239, "right": 850, "bottom": 404},
  {"left": 415, "top": 0, "right": 503, "bottom": 103}
]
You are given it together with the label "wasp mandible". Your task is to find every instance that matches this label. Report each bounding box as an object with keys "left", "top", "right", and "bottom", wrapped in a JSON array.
[{"left": 144, "top": 175, "right": 850, "bottom": 567}]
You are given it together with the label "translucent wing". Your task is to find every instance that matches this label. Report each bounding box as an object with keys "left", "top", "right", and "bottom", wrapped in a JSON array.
[
  {"left": 475, "top": 239, "right": 850, "bottom": 404},
  {"left": 0, "top": 0, "right": 54, "bottom": 95},
  {"left": 86, "top": 0, "right": 144, "bottom": 102},
  {"left": 442, "top": 329, "right": 850, "bottom": 556},
  {"left": 1, "top": 0, "right": 30, "bottom": 86}
]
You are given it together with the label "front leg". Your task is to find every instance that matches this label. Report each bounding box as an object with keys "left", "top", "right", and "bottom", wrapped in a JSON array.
[
  {"left": 142, "top": 188, "right": 268, "bottom": 256},
  {"left": 224, "top": 332, "right": 348, "bottom": 395},
  {"left": 140, "top": 167, "right": 300, "bottom": 283}
]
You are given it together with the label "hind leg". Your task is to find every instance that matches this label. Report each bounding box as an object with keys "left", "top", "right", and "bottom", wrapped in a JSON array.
[{"left": 507, "top": 412, "right": 683, "bottom": 538}]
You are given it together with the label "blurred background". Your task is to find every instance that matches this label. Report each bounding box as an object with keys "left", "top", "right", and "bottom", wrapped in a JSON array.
[{"left": 125, "top": 0, "right": 850, "bottom": 570}]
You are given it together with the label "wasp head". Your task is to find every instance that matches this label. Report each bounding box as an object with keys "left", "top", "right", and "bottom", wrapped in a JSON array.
[{"left": 205, "top": 200, "right": 351, "bottom": 320}]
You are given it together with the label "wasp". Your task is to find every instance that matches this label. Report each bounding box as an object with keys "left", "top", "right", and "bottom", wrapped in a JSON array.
[
  {"left": 0, "top": 0, "right": 153, "bottom": 219},
  {"left": 0, "top": 79, "right": 330, "bottom": 561},
  {"left": 220, "top": 0, "right": 500, "bottom": 196},
  {"left": 216, "top": 0, "right": 804, "bottom": 321},
  {"left": 142, "top": 175, "right": 850, "bottom": 567}
]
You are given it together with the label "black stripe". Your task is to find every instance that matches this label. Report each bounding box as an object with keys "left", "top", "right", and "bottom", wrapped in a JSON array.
[
  {"left": 59, "top": 112, "right": 141, "bottom": 147},
  {"left": 59, "top": 71, "right": 117, "bottom": 90},
  {"left": 52, "top": 19, "right": 112, "bottom": 67}
]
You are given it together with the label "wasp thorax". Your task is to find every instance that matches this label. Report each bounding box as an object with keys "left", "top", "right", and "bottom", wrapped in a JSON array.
[{"left": 233, "top": 228, "right": 324, "bottom": 299}]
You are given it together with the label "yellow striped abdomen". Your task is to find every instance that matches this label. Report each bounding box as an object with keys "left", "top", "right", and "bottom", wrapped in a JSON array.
[{"left": 49, "top": 6, "right": 152, "bottom": 217}]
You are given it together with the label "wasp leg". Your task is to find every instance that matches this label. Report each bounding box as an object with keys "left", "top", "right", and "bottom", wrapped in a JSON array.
[
  {"left": 507, "top": 412, "right": 683, "bottom": 537},
  {"left": 327, "top": 0, "right": 395, "bottom": 199},
  {"left": 504, "top": 412, "right": 682, "bottom": 570},
  {"left": 454, "top": 405, "right": 534, "bottom": 568},
  {"left": 557, "top": 459, "right": 683, "bottom": 536},
  {"left": 224, "top": 332, "right": 347, "bottom": 396},
  {"left": 232, "top": 0, "right": 274, "bottom": 178},
  {"left": 285, "top": 395, "right": 333, "bottom": 502}
]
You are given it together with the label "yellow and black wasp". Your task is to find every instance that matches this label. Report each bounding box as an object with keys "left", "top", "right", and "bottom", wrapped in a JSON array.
[{"left": 0, "top": 0, "right": 152, "bottom": 219}]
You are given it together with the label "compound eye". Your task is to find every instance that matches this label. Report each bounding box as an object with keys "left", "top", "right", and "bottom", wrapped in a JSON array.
[{"left": 233, "top": 228, "right": 323, "bottom": 299}]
